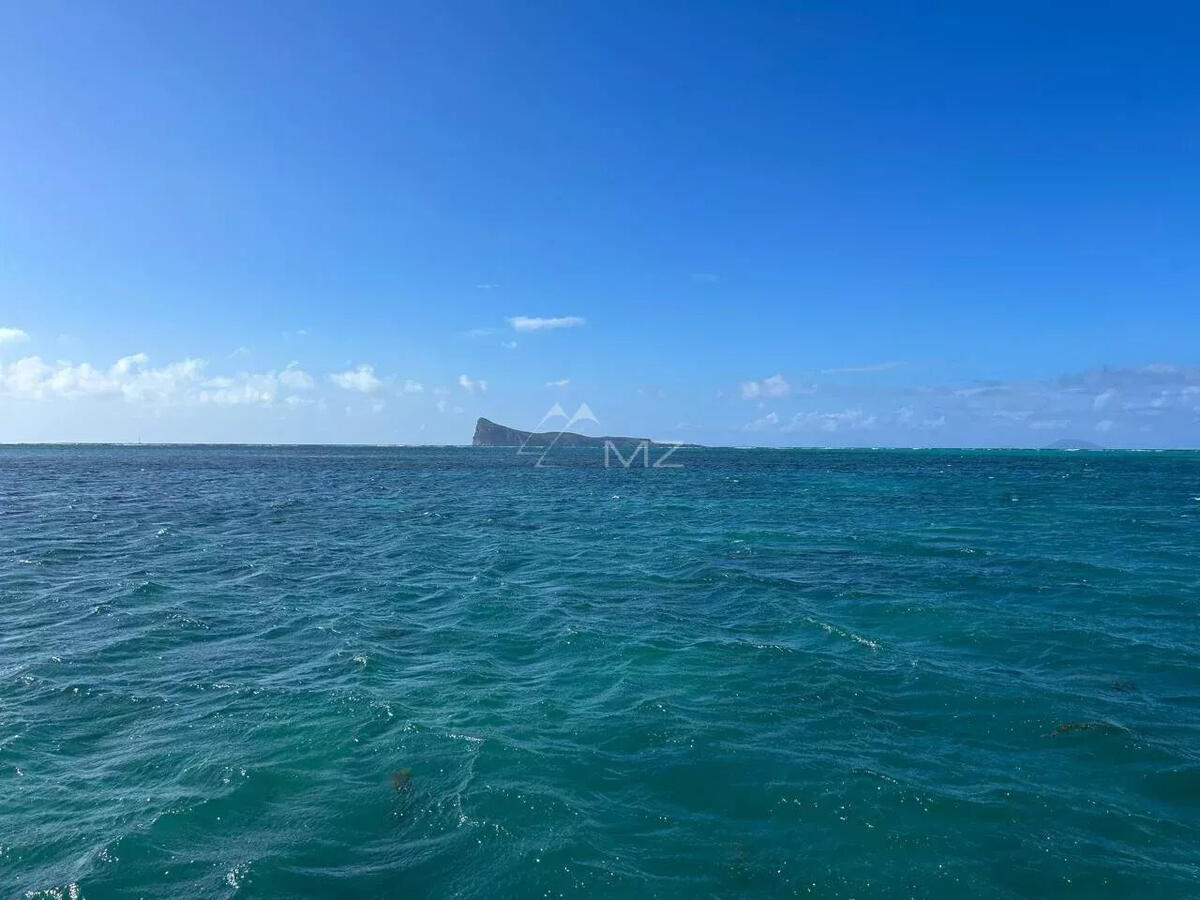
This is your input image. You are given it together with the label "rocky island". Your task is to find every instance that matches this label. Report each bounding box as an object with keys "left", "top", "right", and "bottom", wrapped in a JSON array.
[
  {"left": 1043, "top": 438, "right": 1105, "bottom": 450},
  {"left": 473, "top": 417, "right": 683, "bottom": 448}
]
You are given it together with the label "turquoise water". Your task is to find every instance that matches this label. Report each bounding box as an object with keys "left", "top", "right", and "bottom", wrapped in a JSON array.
[{"left": 2, "top": 446, "right": 1198, "bottom": 898}]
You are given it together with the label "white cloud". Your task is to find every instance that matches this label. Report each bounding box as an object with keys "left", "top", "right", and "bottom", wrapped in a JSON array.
[
  {"left": 954, "top": 385, "right": 1006, "bottom": 398},
  {"left": 546, "top": 378, "right": 569, "bottom": 388},
  {"left": 200, "top": 365, "right": 314, "bottom": 406},
  {"left": 1, "top": 357, "right": 114, "bottom": 399},
  {"left": 992, "top": 410, "right": 1032, "bottom": 422},
  {"left": 785, "top": 408, "right": 877, "bottom": 432},
  {"left": 330, "top": 365, "right": 381, "bottom": 393},
  {"left": 862, "top": 364, "right": 1200, "bottom": 444},
  {"left": 279, "top": 363, "right": 314, "bottom": 390},
  {"left": 52, "top": 363, "right": 119, "bottom": 397},
  {"left": 507, "top": 316, "right": 586, "bottom": 332},
  {"left": 0, "top": 328, "right": 30, "bottom": 345},
  {"left": 459, "top": 374, "right": 488, "bottom": 392},
  {"left": 402, "top": 379, "right": 424, "bottom": 393},
  {"left": 199, "top": 373, "right": 278, "bottom": 406},
  {"left": 740, "top": 373, "right": 790, "bottom": 399},
  {"left": 0, "top": 353, "right": 327, "bottom": 409},
  {"left": 822, "top": 361, "right": 907, "bottom": 375},
  {"left": 0, "top": 353, "right": 205, "bottom": 403},
  {"left": 110, "top": 353, "right": 148, "bottom": 376},
  {"left": 120, "top": 358, "right": 206, "bottom": 404},
  {"left": 744, "top": 411, "right": 779, "bottom": 431},
  {"left": 502, "top": 340, "right": 518, "bottom": 350}
]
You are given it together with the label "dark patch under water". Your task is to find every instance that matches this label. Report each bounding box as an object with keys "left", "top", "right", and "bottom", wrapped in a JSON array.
[{"left": 1, "top": 446, "right": 1198, "bottom": 897}]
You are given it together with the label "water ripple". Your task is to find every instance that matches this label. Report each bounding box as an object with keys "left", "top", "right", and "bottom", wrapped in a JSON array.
[{"left": 1, "top": 446, "right": 1198, "bottom": 897}]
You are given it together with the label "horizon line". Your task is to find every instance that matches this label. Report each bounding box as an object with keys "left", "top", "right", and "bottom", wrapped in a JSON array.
[{"left": 0, "top": 441, "right": 1195, "bottom": 452}]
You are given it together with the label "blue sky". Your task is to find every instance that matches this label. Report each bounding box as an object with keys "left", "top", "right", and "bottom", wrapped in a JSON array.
[{"left": 1, "top": 0, "right": 1197, "bottom": 446}]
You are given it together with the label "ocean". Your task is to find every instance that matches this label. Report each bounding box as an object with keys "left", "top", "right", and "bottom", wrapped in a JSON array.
[{"left": 1, "top": 445, "right": 1198, "bottom": 898}]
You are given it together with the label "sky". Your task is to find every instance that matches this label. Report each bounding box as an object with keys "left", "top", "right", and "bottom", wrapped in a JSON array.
[{"left": 1, "top": 0, "right": 1198, "bottom": 446}]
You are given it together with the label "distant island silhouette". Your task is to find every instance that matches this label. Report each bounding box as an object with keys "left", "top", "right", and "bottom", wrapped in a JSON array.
[
  {"left": 1043, "top": 438, "right": 1105, "bottom": 450},
  {"left": 473, "top": 417, "right": 691, "bottom": 448}
]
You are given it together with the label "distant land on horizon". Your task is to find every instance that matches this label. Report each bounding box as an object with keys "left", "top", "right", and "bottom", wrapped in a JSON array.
[
  {"left": 469, "top": 419, "right": 1126, "bottom": 452},
  {"left": 1042, "top": 438, "right": 1106, "bottom": 451},
  {"left": 10, "top": 432, "right": 1198, "bottom": 451},
  {"left": 472, "top": 417, "right": 697, "bottom": 448}
]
